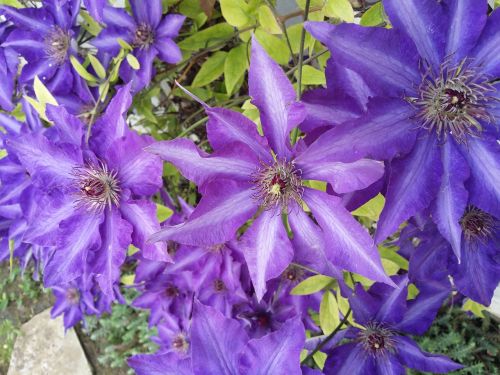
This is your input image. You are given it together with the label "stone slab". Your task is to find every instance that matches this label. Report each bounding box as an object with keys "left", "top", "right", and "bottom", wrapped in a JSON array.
[{"left": 7, "top": 308, "right": 92, "bottom": 375}]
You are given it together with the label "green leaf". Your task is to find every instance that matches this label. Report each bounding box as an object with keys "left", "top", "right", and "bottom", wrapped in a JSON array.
[
  {"left": 120, "top": 274, "right": 136, "bottom": 285},
  {"left": 495, "top": 0, "right": 500, "bottom": 8},
  {"left": 156, "top": 203, "right": 174, "bottom": 222},
  {"left": 382, "top": 258, "right": 400, "bottom": 276},
  {"left": 407, "top": 283, "right": 419, "bottom": 300},
  {"left": 70, "top": 55, "right": 98, "bottom": 82},
  {"left": 224, "top": 44, "right": 248, "bottom": 95},
  {"left": 352, "top": 193, "right": 385, "bottom": 221},
  {"left": 254, "top": 28, "right": 290, "bottom": 65},
  {"left": 24, "top": 96, "right": 47, "bottom": 121},
  {"left": 1, "top": 0, "right": 22, "bottom": 7},
  {"left": 360, "top": 2, "right": 386, "bottom": 26},
  {"left": 192, "top": 51, "right": 227, "bottom": 87},
  {"left": 295, "top": 65, "right": 326, "bottom": 85},
  {"left": 258, "top": 5, "right": 281, "bottom": 34},
  {"left": 88, "top": 54, "right": 106, "bottom": 79},
  {"left": 319, "top": 291, "right": 340, "bottom": 335},
  {"left": 127, "top": 244, "right": 140, "bottom": 256},
  {"left": 126, "top": 53, "right": 141, "bottom": 70},
  {"left": 379, "top": 245, "right": 408, "bottom": 270},
  {"left": 80, "top": 10, "right": 102, "bottom": 35},
  {"left": 313, "top": 351, "right": 327, "bottom": 369},
  {"left": 117, "top": 38, "right": 133, "bottom": 50},
  {"left": 463, "top": 299, "right": 486, "bottom": 318},
  {"left": 324, "top": 0, "right": 355, "bottom": 22},
  {"left": 291, "top": 274, "right": 336, "bottom": 295},
  {"left": 33, "top": 76, "right": 58, "bottom": 106},
  {"left": 220, "top": 0, "right": 250, "bottom": 28},
  {"left": 178, "top": 23, "right": 234, "bottom": 51}
]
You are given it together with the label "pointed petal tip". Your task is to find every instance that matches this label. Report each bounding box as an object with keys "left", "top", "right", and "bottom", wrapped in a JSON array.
[{"left": 175, "top": 80, "right": 209, "bottom": 108}]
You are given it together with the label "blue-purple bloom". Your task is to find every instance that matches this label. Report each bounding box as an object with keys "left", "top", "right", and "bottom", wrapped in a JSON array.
[
  {"left": 304, "top": 0, "right": 500, "bottom": 256},
  {"left": 0, "top": 23, "right": 18, "bottom": 111},
  {"left": 321, "top": 276, "right": 462, "bottom": 374},
  {"left": 147, "top": 38, "right": 392, "bottom": 300},
  {"left": 6, "top": 85, "right": 167, "bottom": 295},
  {"left": 91, "top": 0, "right": 185, "bottom": 92},
  {"left": 0, "top": 0, "right": 81, "bottom": 95}
]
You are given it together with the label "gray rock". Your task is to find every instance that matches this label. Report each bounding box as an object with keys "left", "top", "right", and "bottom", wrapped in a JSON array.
[{"left": 7, "top": 308, "right": 92, "bottom": 375}]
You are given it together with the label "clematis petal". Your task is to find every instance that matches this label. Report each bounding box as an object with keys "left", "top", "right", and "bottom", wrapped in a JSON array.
[
  {"left": 149, "top": 180, "right": 257, "bottom": 246},
  {"left": 156, "top": 14, "right": 185, "bottom": 38},
  {"left": 44, "top": 210, "right": 103, "bottom": 286},
  {"left": 376, "top": 136, "right": 443, "bottom": 243},
  {"left": 130, "top": 0, "right": 161, "bottom": 27},
  {"left": 90, "top": 28, "right": 129, "bottom": 53},
  {"left": 323, "top": 343, "right": 375, "bottom": 375},
  {"left": 120, "top": 199, "right": 171, "bottom": 262},
  {"left": 446, "top": 0, "right": 488, "bottom": 62},
  {"left": 303, "top": 188, "right": 393, "bottom": 286},
  {"left": 431, "top": 139, "right": 469, "bottom": 259},
  {"left": 384, "top": 0, "right": 447, "bottom": 68},
  {"left": 394, "top": 336, "right": 463, "bottom": 373},
  {"left": 239, "top": 317, "right": 305, "bottom": 375},
  {"left": 102, "top": 6, "right": 136, "bottom": 29},
  {"left": 305, "top": 22, "right": 420, "bottom": 95},
  {"left": 128, "top": 353, "right": 192, "bottom": 375},
  {"left": 299, "top": 158, "right": 384, "bottom": 195},
  {"left": 155, "top": 37, "right": 182, "bottom": 64},
  {"left": 375, "top": 354, "right": 405, "bottom": 375},
  {"left": 0, "top": 6, "right": 52, "bottom": 32},
  {"left": 191, "top": 301, "right": 248, "bottom": 375},
  {"left": 249, "top": 37, "right": 302, "bottom": 158},
  {"left": 205, "top": 107, "right": 271, "bottom": 162},
  {"left": 241, "top": 209, "right": 294, "bottom": 301},
  {"left": 373, "top": 275, "right": 409, "bottom": 324},
  {"left": 295, "top": 99, "right": 417, "bottom": 166},
  {"left": 460, "top": 135, "right": 500, "bottom": 218},
  {"left": 471, "top": 9, "right": 500, "bottom": 76},
  {"left": 92, "top": 208, "right": 132, "bottom": 296},
  {"left": 45, "top": 104, "right": 84, "bottom": 146},
  {"left": 147, "top": 138, "right": 259, "bottom": 188}
]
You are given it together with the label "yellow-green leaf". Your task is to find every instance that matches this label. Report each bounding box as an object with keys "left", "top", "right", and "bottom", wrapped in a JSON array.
[
  {"left": 324, "top": 0, "right": 355, "bottom": 22},
  {"left": 117, "top": 38, "right": 133, "bottom": 50},
  {"left": 127, "top": 244, "right": 140, "bottom": 256},
  {"left": 80, "top": 10, "right": 102, "bottom": 35},
  {"left": 258, "top": 5, "right": 281, "bottom": 34},
  {"left": 407, "top": 283, "right": 419, "bottom": 300},
  {"left": 88, "top": 54, "right": 106, "bottom": 79},
  {"left": 224, "top": 44, "right": 249, "bottom": 95},
  {"left": 320, "top": 291, "right": 340, "bottom": 335},
  {"left": 379, "top": 245, "right": 408, "bottom": 270},
  {"left": 220, "top": 0, "right": 250, "bottom": 28},
  {"left": 463, "top": 299, "right": 486, "bottom": 318},
  {"left": 24, "top": 96, "right": 48, "bottom": 122},
  {"left": 192, "top": 51, "right": 227, "bottom": 87},
  {"left": 70, "top": 55, "right": 98, "bottom": 82},
  {"left": 254, "top": 28, "right": 290, "bottom": 65},
  {"left": 157, "top": 203, "right": 174, "bottom": 222},
  {"left": 291, "top": 274, "right": 336, "bottom": 295},
  {"left": 352, "top": 193, "right": 385, "bottom": 221},
  {"left": 360, "top": 2, "right": 386, "bottom": 26},
  {"left": 296, "top": 65, "right": 325, "bottom": 85},
  {"left": 120, "top": 274, "right": 136, "bottom": 285},
  {"left": 313, "top": 351, "right": 327, "bottom": 369},
  {"left": 179, "top": 23, "right": 234, "bottom": 51},
  {"left": 33, "top": 76, "right": 58, "bottom": 106},
  {"left": 126, "top": 53, "right": 141, "bottom": 70}
]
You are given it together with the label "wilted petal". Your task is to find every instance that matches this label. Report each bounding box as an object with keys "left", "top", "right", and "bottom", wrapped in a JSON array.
[
  {"left": 191, "top": 301, "right": 248, "bottom": 375},
  {"left": 376, "top": 136, "right": 443, "bottom": 243},
  {"left": 242, "top": 209, "right": 294, "bottom": 301},
  {"left": 239, "top": 318, "right": 305, "bottom": 375}
]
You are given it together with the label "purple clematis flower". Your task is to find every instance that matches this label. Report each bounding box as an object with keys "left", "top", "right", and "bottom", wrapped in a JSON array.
[
  {"left": 0, "top": 23, "right": 18, "bottom": 111},
  {"left": 304, "top": 0, "right": 500, "bottom": 256},
  {"left": 0, "top": 0, "right": 81, "bottom": 94},
  {"left": 6, "top": 85, "right": 167, "bottom": 294},
  {"left": 91, "top": 0, "right": 185, "bottom": 92},
  {"left": 128, "top": 301, "right": 306, "bottom": 375},
  {"left": 406, "top": 211, "right": 499, "bottom": 306},
  {"left": 322, "top": 275, "right": 462, "bottom": 374},
  {"left": 147, "top": 38, "right": 392, "bottom": 300}
]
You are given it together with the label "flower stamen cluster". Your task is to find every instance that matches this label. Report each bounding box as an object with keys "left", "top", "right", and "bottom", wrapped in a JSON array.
[
  {"left": 358, "top": 322, "right": 395, "bottom": 355},
  {"left": 460, "top": 206, "right": 495, "bottom": 243},
  {"left": 133, "top": 23, "right": 155, "bottom": 49},
  {"left": 44, "top": 26, "right": 71, "bottom": 65}
]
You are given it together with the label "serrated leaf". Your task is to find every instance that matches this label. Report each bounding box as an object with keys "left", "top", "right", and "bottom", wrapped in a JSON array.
[
  {"left": 360, "top": 2, "right": 386, "bottom": 26},
  {"left": 291, "top": 274, "right": 336, "bottom": 295},
  {"left": 224, "top": 44, "right": 248, "bottom": 95},
  {"left": 254, "top": 28, "right": 290, "bottom": 65},
  {"left": 296, "top": 65, "right": 325, "bottom": 85},
  {"left": 258, "top": 5, "right": 281, "bottom": 34},
  {"left": 33, "top": 76, "right": 58, "bottom": 106},
  {"left": 178, "top": 23, "right": 234, "bottom": 51},
  {"left": 88, "top": 54, "right": 106, "bottom": 79},
  {"left": 320, "top": 291, "right": 340, "bottom": 335},
  {"left": 126, "top": 53, "right": 141, "bottom": 70},
  {"left": 324, "top": 0, "right": 355, "bottom": 22},
  {"left": 220, "top": 0, "right": 250, "bottom": 27},
  {"left": 192, "top": 51, "right": 227, "bottom": 87},
  {"left": 156, "top": 203, "right": 174, "bottom": 222},
  {"left": 352, "top": 193, "right": 385, "bottom": 221},
  {"left": 70, "top": 55, "right": 98, "bottom": 82}
]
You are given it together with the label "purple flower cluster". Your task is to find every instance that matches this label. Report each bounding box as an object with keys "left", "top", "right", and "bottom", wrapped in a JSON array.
[{"left": 0, "top": 0, "right": 498, "bottom": 374}]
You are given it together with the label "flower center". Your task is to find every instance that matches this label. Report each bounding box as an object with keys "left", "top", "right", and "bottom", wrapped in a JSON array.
[
  {"left": 73, "top": 162, "right": 120, "bottom": 212},
  {"left": 460, "top": 206, "right": 495, "bottom": 242},
  {"left": 358, "top": 323, "right": 395, "bottom": 355},
  {"left": 171, "top": 333, "right": 189, "bottom": 353},
  {"left": 133, "top": 23, "right": 155, "bottom": 49},
  {"left": 65, "top": 288, "right": 80, "bottom": 305},
  {"left": 409, "top": 59, "right": 498, "bottom": 144},
  {"left": 213, "top": 279, "right": 226, "bottom": 292},
  {"left": 165, "top": 284, "right": 179, "bottom": 297},
  {"left": 252, "top": 160, "right": 303, "bottom": 211},
  {"left": 282, "top": 265, "right": 304, "bottom": 283},
  {"left": 44, "top": 26, "right": 71, "bottom": 64}
]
